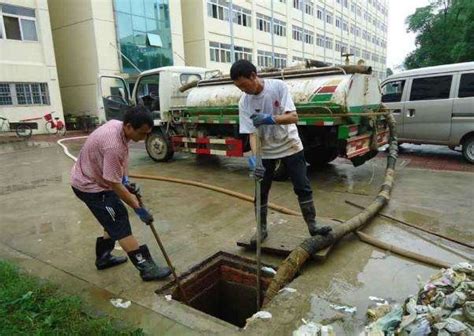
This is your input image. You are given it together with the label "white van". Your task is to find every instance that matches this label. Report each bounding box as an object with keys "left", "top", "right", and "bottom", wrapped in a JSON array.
[{"left": 381, "top": 62, "right": 474, "bottom": 163}]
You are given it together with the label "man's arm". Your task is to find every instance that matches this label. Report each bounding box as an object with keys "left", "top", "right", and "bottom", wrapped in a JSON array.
[
  {"left": 110, "top": 182, "right": 140, "bottom": 209},
  {"left": 274, "top": 111, "right": 298, "bottom": 125}
]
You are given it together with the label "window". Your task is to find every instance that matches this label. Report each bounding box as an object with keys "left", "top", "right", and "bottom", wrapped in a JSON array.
[
  {"left": 234, "top": 45, "right": 252, "bottom": 61},
  {"left": 410, "top": 76, "right": 452, "bottom": 101},
  {"left": 342, "top": 20, "right": 348, "bottom": 32},
  {"left": 304, "top": 1, "right": 314, "bottom": 15},
  {"left": 209, "top": 42, "right": 231, "bottom": 63},
  {"left": 257, "top": 51, "right": 286, "bottom": 68},
  {"left": 180, "top": 74, "right": 202, "bottom": 86},
  {"left": 351, "top": 2, "right": 356, "bottom": 13},
  {"left": 273, "top": 18, "right": 286, "bottom": 37},
  {"left": 325, "top": 36, "right": 333, "bottom": 49},
  {"left": 316, "top": 34, "right": 324, "bottom": 47},
  {"left": 292, "top": 25, "right": 303, "bottom": 41},
  {"left": 317, "top": 6, "right": 323, "bottom": 20},
  {"left": 343, "top": 0, "right": 348, "bottom": 8},
  {"left": 207, "top": 0, "right": 229, "bottom": 21},
  {"left": 256, "top": 13, "right": 270, "bottom": 32},
  {"left": 458, "top": 73, "right": 474, "bottom": 98},
  {"left": 326, "top": 12, "right": 333, "bottom": 24},
  {"left": 293, "top": 0, "right": 302, "bottom": 11},
  {"left": 382, "top": 80, "right": 405, "bottom": 103},
  {"left": 232, "top": 5, "right": 251, "bottom": 27},
  {"left": 1, "top": 4, "right": 38, "bottom": 41},
  {"left": 335, "top": 41, "right": 341, "bottom": 52},
  {"left": 0, "top": 84, "right": 12, "bottom": 105},
  {"left": 335, "top": 16, "right": 341, "bottom": 28},
  {"left": 304, "top": 29, "right": 314, "bottom": 44}
]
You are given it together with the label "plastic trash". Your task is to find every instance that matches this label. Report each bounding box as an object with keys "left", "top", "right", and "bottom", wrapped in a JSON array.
[
  {"left": 464, "top": 301, "right": 474, "bottom": 322},
  {"left": 367, "top": 304, "right": 392, "bottom": 322},
  {"left": 110, "top": 298, "right": 131, "bottom": 309},
  {"left": 248, "top": 311, "right": 272, "bottom": 320},
  {"left": 404, "top": 316, "right": 431, "bottom": 335},
  {"left": 262, "top": 266, "right": 277, "bottom": 275},
  {"left": 279, "top": 287, "right": 297, "bottom": 294},
  {"left": 434, "top": 317, "right": 469, "bottom": 333},
  {"left": 330, "top": 304, "right": 357, "bottom": 314},
  {"left": 164, "top": 295, "right": 172, "bottom": 302},
  {"left": 373, "top": 305, "right": 403, "bottom": 333}
]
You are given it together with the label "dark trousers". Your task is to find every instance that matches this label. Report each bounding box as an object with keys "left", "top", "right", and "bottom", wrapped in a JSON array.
[
  {"left": 258, "top": 150, "right": 313, "bottom": 208},
  {"left": 72, "top": 187, "right": 132, "bottom": 241}
]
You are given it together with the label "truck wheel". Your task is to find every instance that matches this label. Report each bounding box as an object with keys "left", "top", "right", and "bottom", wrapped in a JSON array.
[
  {"left": 462, "top": 136, "right": 474, "bottom": 163},
  {"left": 273, "top": 159, "right": 289, "bottom": 181},
  {"left": 146, "top": 130, "right": 174, "bottom": 162},
  {"left": 306, "top": 148, "right": 339, "bottom": 167}
]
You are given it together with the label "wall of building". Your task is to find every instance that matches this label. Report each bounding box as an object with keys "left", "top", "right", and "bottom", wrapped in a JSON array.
[
  {"left": 0, "top": 0, "right": 63, "bottom": 134},
  {"left": 48, "top": 0, "right": 101, "bottom": 118},
  {"left": 182, "top": 0, "right": 388, "bottom": 79}
]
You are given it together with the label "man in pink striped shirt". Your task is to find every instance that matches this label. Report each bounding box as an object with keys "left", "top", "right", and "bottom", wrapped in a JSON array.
[{"left": 72, "top": 106, "right": 171, "bottom": 281}]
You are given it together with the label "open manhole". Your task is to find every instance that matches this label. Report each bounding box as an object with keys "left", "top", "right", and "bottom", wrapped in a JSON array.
[{"left": 156, "top": 251, "right": 275, "bottom": 328}]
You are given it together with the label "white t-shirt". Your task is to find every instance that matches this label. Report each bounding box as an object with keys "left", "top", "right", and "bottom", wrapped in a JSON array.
[{"left": 239, "top": 79, "right": 303, "bottom": 159}]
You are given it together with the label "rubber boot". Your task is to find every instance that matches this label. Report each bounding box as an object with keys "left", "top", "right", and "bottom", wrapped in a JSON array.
[
  {"left": 299, "top": 201, "right": 332, "bottom": 236},
  {"left": 128, "top": 245, "right": 171, "bottom": 281},
  {"left": 95, "top": 237, "right": 128, "bottom": 270},
  {"left": 250, "top": 205, "right": 269, "bottom": 246}
]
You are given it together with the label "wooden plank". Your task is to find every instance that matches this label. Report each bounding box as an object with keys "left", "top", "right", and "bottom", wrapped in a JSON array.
[{"left": 236, "top": 213, "right": 341, "bottom": 261}]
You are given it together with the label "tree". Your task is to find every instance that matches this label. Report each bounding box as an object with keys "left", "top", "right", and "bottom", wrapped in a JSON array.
[
  {"left": 404, "top": 0, "right": 474, "bottom": 69},
  {"left": 386, "top": 68, "right": 394, "bottom": 77}
]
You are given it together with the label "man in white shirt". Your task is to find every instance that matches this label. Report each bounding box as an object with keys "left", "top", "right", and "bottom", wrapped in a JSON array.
[{"left": 231, "top": 60, "right": 332, "bottom": 245}]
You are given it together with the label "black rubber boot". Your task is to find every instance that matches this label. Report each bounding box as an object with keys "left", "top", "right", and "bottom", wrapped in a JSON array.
[
  {"left": 250, "top": 205, "right": 269, "bottom": 246},
  {"left": 299, "top": 201, "right": 332, "bottom": 236},
  {"left": 95, "top": 237, "right": 128, "bottom": 270},
  {"left": 128, "top": 245, "right": 171, "bottom": 281}
]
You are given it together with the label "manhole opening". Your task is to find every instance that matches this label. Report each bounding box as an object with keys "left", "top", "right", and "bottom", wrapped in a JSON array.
[{"left": 156, "top": 251, "right": 275, "bottom": 328}]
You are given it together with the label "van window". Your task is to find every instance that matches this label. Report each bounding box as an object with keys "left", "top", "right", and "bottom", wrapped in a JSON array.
[
  {"left": 136, "top": 74, "right": 160, "bottom": 111},
  {"left": 409, "top": 75, "right": 452, "bottom": 101},
  {"left": 382, "top": 80, "right": 405, "bottom": 102},
  {"left": 459, "top": 73, "right": 474, "bottom": 98}
]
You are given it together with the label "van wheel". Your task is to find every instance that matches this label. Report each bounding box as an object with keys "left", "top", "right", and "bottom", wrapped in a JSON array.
[
  {"left": 146, "top": 130, "right": 174, "bottom": 162},
  {"left": 273, "top": 159, "right": 289, "bottom": 181},
  {"left": 462, "top": 136, "right": 474, "bottom": 163}
]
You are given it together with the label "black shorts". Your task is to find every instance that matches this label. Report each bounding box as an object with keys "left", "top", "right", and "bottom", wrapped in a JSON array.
[{"left": 72, "top": 187, "right": 132, "bottom": 240}]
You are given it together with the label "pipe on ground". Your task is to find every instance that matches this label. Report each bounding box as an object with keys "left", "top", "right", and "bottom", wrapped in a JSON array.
[{"left": 262, "top": 113, "right": 399, "bottom": 306}]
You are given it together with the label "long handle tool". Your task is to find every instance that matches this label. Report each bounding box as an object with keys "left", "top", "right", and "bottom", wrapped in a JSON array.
[
  {"left": 254, "top": 123, "right": 263, "bottom": 309},
  {"left": 133, "top": 186, "right": 189, "bottom": 304}
]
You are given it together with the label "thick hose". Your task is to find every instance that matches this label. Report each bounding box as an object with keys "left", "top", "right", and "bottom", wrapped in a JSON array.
[{"left": 262, "top": 113, "right": 399, "bottom": 306}]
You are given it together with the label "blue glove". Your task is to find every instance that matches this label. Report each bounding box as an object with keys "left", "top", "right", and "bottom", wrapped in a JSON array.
[
  {"left": 248, "top": 156, "right": 256, "bottom": 170},
  {"left": 122, "top": 175, "right": 130, "bottom": 185},
  {"left": 248, "top": 155, "right": 265, "bottom": 179},
  {"left": 135, "top": 207, "right": 154, "bottom": 225},
  {"left": 250, "top": 113, "right": 276, "bottom": 127}
]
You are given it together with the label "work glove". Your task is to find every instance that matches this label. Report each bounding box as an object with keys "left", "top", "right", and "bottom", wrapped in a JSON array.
[
  {"left": 122, "top": 176, "right": 141, "bottom": 197},
  {"left": 250, "top": 113, "right": 276, "bottom": 127},
  {"left": 135, "top": 207, "right": 154, "bottom": 225},
  {"left": 248, "top": 155, "right": 266, "bottom": 179}
]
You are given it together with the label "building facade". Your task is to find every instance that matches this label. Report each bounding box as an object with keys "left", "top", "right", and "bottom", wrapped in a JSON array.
[
  {"left": 0, "top": 0, "right": 64, "bottom": 133},
  {"left": 182, "top": 0, "right": 388, "bottom": 80},
  {"left": 48, "top": 0, "right": 184, "bottom": 120}
]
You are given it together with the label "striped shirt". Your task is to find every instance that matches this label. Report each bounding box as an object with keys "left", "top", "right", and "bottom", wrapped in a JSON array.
[{"left": 71, "top": 120, "right": 129, "bottom": 193}]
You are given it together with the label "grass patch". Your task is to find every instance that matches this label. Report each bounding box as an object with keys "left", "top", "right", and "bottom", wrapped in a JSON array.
[{"left": 0, "top": 260, "right": 144, "bottom": 335}]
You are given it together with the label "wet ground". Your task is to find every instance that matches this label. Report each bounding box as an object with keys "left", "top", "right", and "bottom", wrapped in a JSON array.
[{"left": 0, "top": 136, "right": 473, "bottom": 335}]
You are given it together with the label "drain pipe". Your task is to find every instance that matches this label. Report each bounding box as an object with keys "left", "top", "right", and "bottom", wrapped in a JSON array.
[{"left": 262, "top": 113, "right": 399, "bottom": 307}]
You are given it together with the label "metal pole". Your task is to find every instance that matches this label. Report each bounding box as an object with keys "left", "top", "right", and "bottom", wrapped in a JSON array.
[
  {"left": 149, "top": 221, "right": 189, "bottom": 305},
  {"left": 254, "top": 126, "right": 263, "bottom": 308}
]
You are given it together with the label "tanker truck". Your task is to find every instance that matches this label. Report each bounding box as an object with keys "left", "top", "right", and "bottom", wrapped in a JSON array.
[{"left": 99, "top": 64, "right": 389, "bottom": 179}]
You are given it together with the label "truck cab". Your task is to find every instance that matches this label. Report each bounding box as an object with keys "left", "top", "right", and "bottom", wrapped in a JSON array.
[{"left": 99, "top": 66, "right": 210, "bottom": 159}]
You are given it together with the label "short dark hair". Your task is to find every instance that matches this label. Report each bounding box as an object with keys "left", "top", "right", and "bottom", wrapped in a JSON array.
[
  {"left": 123, "top": 105, "right": 153, "bottom": 129},
  {"left": 230, "top": 60, "right": 257, "bottom": 80}
]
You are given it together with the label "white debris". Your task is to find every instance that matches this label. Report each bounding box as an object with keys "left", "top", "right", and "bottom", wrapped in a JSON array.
[
  {"left": 165, "top": 295, "right": 172, "bottom": 302},
  {"left": 369, "top": 296, "right": 389, "bottom": 305},
  {"left": 262, "top": 266, "right": 277, "bottom": 275},
  {"left": 110, "top": 298, "right": 131, "bottom": 309},
  {"left": 293, "top": 321, "right": 321, "bottom": 336},
  {"left": 279, "top": 287, "right": 297, "bottom": 293},
  {"left": 330, "top": 304, "right": 357, "bottom": 314},
  {"left": 114, "top": 246, "right": 123, "bottom": 251},
  {"left": 248, "top": 310, "right": 272, "bottom": 321}
]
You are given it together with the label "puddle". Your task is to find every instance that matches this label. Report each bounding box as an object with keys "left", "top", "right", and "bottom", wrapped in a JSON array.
[{"left": 156, "top": 251, "right": 274, "bottom": 328}]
